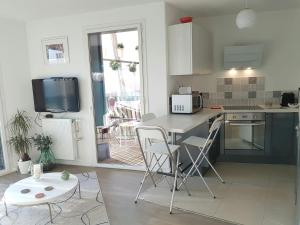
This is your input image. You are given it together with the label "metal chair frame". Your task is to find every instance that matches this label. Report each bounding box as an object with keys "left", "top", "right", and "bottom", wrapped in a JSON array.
[
  {"left": 134, "top": 125, "right": 191, "bottom": 214},
  {"left": 179, "top": 116, "right": 225, "bottom": 198}
]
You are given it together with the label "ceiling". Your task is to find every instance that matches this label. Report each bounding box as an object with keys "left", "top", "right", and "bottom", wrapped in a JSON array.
[
  {"left": 166, "top": 0, "right": 300, "bottom": 17},
  {"left": 0, "top": 0, "right": 160, "bottom": 21},
  {"left": 0, "top": 0, "right": 299, "bottom": 21}
]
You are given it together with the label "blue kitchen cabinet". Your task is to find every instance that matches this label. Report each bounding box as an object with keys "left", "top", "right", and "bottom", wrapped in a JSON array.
[{"left": 265, "top": 113, "right": 297, "bottom": 164}]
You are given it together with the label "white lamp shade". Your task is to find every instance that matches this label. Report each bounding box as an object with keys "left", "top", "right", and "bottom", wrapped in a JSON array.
[{"left": 236, "top": 8, "right": 256, "bottom": 29}]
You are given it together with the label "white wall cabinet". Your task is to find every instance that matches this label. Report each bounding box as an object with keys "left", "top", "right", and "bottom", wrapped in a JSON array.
[{"left": 168, "top": 23, "right": 212, "bottom": 75}]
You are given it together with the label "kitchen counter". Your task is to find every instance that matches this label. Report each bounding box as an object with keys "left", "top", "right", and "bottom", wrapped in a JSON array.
[
  {"left": 139, "top": 106, "right": 297, "bottom": 135},
  {"left": 222, "top": 105, "right": 298, "bottom": 113},
  {"left": 139, "top": 108, "right": 222, "bottom": 134}
]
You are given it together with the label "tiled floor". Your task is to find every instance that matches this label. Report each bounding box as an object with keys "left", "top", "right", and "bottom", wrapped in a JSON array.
[{"left": 141, "top": 162, "right": 296, "bottom": 225}]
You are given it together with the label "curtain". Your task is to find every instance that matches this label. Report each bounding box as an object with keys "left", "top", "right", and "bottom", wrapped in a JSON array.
[{"left": 88, "top": 33, "right": 106, "bottom": 126}]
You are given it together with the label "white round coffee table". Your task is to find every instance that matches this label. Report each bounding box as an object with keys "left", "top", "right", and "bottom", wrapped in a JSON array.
[{"left": 3, "top": 172, "right": 80, "bottom": 223}]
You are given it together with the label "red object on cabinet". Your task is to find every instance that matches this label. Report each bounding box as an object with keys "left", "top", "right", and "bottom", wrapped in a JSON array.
[{"left": 180, "top": 17, "right": 193, "bottom": 23}]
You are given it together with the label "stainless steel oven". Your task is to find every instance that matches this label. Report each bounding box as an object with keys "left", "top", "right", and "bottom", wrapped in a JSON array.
[{"left": 224, "top": 112, "right": 266, "bottom": 155}]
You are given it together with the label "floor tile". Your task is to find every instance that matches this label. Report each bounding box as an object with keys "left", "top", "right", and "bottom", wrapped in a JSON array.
[{"left": 214, "top": 198, "right": 265, "bottom": 225}]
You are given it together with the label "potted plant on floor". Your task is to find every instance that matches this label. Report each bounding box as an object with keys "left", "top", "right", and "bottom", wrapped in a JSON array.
[
  {"left": 8, "top": 110, "right": 32, "bottom": 174},
  {"left": 32, "top": 134, "right": 55, "bottom": 171}
]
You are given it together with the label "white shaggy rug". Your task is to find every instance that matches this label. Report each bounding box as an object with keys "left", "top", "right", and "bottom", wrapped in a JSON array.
[{"left": 0, "top": 172, "right": 110, "bottom": 225}]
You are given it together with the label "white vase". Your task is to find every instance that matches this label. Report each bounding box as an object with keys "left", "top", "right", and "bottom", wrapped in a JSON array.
[
  {"left": 117, "top": 48, "right": 124, "bottom": 58},
  {"left": 18, "top": 160, "right": 32, "bottom": 174}
]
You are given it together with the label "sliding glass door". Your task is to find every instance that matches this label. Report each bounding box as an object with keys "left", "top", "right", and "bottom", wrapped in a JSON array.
[{"left": 88, "top": 25, "right": 145, "bottom": 169}]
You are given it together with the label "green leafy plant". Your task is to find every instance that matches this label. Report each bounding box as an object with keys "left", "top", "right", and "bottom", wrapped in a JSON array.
[
  {"left": 110, "top": 60, "right": 121, "bottom": 71},
  {"left": 32, "top": 134, "right": 53, "bottom": 151},
  {"left": 128, "top": 62, "right": 137, "bottom": 73},
  {"left": 32, "top": 134, "right": 55, "bottom": 171},
  {"left": 117, "top": 43, "right": 124, "bottom": 49},
  {"left": 8, "top": 110, "right": 32, "bottom": 161}
]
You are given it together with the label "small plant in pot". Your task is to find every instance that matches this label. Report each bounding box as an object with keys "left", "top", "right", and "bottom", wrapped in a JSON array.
[
  {"left": 8, "top": 110, "right": 32, "bottom": 174},
  {"left": 117, "top": 43, "right": 124, "bottom": 57},
  {"left": 110, "top": 60, "right": 121, "bottom": 71},
  {"left": 32, "top": 134, "right": 55, "bottom": 171},
  {"left": 128, "top": 62, "right": 137, "bottom": 73}
]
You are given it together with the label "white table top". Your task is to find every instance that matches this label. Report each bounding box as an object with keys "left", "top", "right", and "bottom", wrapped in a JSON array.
[
  {"left": 139, "top": 109, "right": 222, "bottom": 134},
  {"left": 138, "top": 106, "right": 298, "bottom": 134},
  {"left": 3, "top": 172, "right": 78, "bottom": 206}
]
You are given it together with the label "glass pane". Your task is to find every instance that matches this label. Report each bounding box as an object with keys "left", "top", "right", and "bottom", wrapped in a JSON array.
[
  {"left": 0, "top": 130, "right": 5, "bottom": 170},
  {"left": 225, "top": 123, "right": 264, "bottom": 151},
  {"left": 101, "top": 29, "right": 141, "bottom": 112}
]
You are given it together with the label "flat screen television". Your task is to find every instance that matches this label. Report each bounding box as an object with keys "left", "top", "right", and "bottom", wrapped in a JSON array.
[{"left": 32, "top": 77, "right": 80, "bottom": 113}]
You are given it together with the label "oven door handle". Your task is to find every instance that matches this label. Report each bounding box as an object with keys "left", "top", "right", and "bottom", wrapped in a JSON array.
[{"left": 226, "top": 121, "right": 265, "bottom": 126}]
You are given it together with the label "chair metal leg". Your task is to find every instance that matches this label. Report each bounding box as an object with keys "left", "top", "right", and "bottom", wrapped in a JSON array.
[
  {"left": 47, "top": 203, "right": 53, "bottom": 224},
  {"left": 134, "top": 153, "right": 158, "bottom": 203},
  {"left": 78, "top": 181, "right": 82, "bottom": 199},
  {"left": 178, "top": 145, "right": 204, "bottom": 188},
  {"left": 170, "top": 152, "right": 179, "bottom": 214},
  {"left": 134, "top": 170, "right": 148, "bottom": 203},
  {"left": 145, "top": 155, "right": 157, "bottom": 188},
  {"left": 177, "top": 168, "right": 192, "bottom": 196},
  {"left": 153, "top": 154, "right": 172, "bottom": 190},
  {"left": 4, "top": 201, "right": 8, "bottom": 216},
  {"left": 202, "top": 154, "right": 225, "bottom": 183},
  {"left": 184, "top": 147, "right": 216, "bottom": 198}
]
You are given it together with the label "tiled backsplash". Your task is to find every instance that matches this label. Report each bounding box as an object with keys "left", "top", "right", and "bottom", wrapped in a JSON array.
[{"left": 202, "top": 76, "right": 297, "bottom": 107}]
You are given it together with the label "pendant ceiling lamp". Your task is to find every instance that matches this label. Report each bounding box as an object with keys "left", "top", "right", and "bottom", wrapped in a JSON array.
[{"left": 236, "top": 0, "right": 256, "bottom": 29}]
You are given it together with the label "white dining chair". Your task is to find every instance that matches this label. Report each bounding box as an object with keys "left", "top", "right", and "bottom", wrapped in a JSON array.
[
  {"left": 134, "top": 125, "right": 191, "bottom": 214},
  {"left": 179, "top": 115, "right": 225, "bottom": 198}
]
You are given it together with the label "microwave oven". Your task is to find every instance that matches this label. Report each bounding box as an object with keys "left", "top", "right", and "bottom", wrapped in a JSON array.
[{"left": 171, "top": 94, "right": 203, "bottom": 114}]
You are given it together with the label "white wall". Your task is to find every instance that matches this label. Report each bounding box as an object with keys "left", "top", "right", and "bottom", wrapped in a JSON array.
[
  {"left": 170, "top": 9, "right": 300, "bottom": 93},
  {"left": 0, "top": 17, "right": 34, "bottom": 171},
  {"left": 26, "top": 2, "right": 169, "bottom": 166}
]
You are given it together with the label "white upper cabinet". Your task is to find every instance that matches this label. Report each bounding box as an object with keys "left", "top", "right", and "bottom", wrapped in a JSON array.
[{"left": 168, "top": 23, "right": 212, "bottom": 76}]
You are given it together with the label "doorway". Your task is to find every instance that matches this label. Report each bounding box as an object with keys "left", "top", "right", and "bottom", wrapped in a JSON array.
[{"left": 88, "top": 25, "right": 145, "bottom": 170}]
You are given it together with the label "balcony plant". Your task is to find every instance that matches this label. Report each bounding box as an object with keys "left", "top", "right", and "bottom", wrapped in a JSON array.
[
  {"left": 128, "top": 62, "right": 137, "bottom": 73},
  {"left": 110, "top": 60, "right": 121, "bottom": 71},
  {"left": 32, "top": 134, "right": 55, "bottom": 171},
  {"left": 117, "top": 43, "right": 124, "bottom": 49},
  {"left": 117, "top": 43, "right": 124, "bottom": 57},
  {"left": 8, "top": 110, "right": 32, "bottom": 174}
]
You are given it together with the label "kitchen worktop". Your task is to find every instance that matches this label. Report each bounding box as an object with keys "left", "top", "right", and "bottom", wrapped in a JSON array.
[
  {"left": 139, "top": 105, "right": 297, "bottom": 134},
  {"left": 139, "top": 108, "right": 222, "bottom": 134},
  {"left": 222, "top": 105, "right": 298, "bottom": 113}
]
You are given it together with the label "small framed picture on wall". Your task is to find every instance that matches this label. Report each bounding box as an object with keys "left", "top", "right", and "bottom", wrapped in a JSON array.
[{"left": 42, "top": 36, "right": 70, "bottom": 64}]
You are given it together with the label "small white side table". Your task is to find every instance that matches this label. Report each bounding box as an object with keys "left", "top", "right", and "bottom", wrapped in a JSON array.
[{"left": 3, "top": 172, "right": 81, "bottom": 223}]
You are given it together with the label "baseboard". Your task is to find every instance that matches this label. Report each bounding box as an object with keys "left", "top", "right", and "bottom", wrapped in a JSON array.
[{"left": 55, "top": 159, "right": 95, "bottom": 167}]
